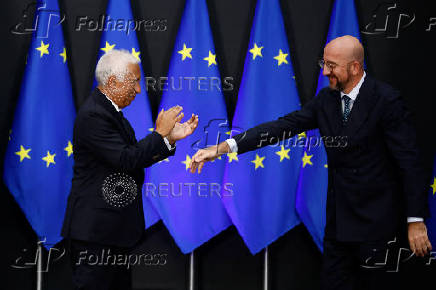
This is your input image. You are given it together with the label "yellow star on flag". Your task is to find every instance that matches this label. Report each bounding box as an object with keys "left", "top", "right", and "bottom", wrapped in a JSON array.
[
  {"left": 431, "top": 177, "right": 436, "bottom": 195},
  {"left": 203, "top": 51, "right": 217, "bottom": 66},
  {"left": 298, "top": 131, "right": 306, "bottom": 139},
  {"left": 64, "top": 141, "right": 73, "bottom": 157},
  {"left": 148, "top": 127, "right": 154, "bottom": 132},
  {"left": 178, "top": 43, "right": 192, "bottom": 61},
  {"left": 274, "top": 49, "right": 288, "bottom": 66},
  {"left": 131, "top": 48, "right": 140, "bottom": 61},
  {"left": 42, "top": 151, "right": 56, "bottom": 167},
  {"left": 101, "top": 41, "right": 115, "bottom": 53},
  {"left": 36, "top": 41, "right": 49, "bottom": 57},
  {"left": 15, "top": 145, "right": 31, "bottom": 162},
  {"left": 249, "top": 43, "right": 263, "bottom": 60},
  {"left": 159, "top": 158, "right": 170, "bottom": 164},
  {"left": 59, "top": 47, "right": 67, "bottom": 63},
  {"left": 275, "top": 145, "right": 290, "bottom": 162},
  {"left": 251, "top": 154, "right": 265, "bottom": 170},
  {"left": 324, "top": 164, "right": 328, "bottom": 168},
  {"left": 181, "top": 155, "right": 192, "bottom": 170},
  {"left": 302, "top": 151, "right": 313, "bottom": 168},
  {"left": 227, "top": 152, "right": 238, "bottom": 163}
]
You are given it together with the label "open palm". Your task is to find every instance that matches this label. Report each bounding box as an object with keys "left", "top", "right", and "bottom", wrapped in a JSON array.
[{"left": 169, "top": 114, "right": 199, "bottom": 141}]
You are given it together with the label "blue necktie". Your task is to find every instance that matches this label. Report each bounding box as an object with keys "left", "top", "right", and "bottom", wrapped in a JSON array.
[{"left": 342, "top": 95, "right": 351, "bottom": 124}]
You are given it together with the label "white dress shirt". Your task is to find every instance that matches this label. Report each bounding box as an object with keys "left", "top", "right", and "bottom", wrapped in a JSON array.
[
  {"left": 225, "top": 72, "right": 422, "bottom": 223},
  {"left": 340, "top": 71, "right": 366, "bottom": 113},
  {"left": 102, "top": 92, "right": 174, "bottom": 151}
]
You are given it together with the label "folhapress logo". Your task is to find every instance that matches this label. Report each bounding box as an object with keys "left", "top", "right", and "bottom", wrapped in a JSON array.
[
  {"left": 361, "top": 3, "right": 415, "bottom": 39},
  {"left": 362, "top": 2, "right": 436, "bottom": 37}
]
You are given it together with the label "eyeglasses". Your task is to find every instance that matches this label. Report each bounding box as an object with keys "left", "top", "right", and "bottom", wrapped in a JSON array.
[{"left": 318, "top": 59, "right": 356, "bottom": 71}]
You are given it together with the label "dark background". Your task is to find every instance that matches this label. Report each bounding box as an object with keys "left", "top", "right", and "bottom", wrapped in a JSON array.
[{"left": 1, "top": 0, "right": 435, "bottom": 289}]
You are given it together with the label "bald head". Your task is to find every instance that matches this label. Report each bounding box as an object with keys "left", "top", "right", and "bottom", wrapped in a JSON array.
[
  {"left": 322, "top": 35, "right": 365, "bottom": 93},
  {"left": 325, "top": 35, "right": 364, "bottom": 65}
]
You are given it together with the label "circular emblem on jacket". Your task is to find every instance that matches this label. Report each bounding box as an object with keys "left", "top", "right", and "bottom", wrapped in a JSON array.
[{"left": 102, "top": 172, "right": 137, "bottom": 208}]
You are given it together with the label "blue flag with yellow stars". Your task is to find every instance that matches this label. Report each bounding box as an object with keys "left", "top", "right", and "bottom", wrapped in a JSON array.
[
  {"left": 427, "top": 157, "right": 436, "bottom": 248},
  {"left": 147, "top": 0, "right": 231, "bottom": 253},
  {"left": 295, "top": 0, "right": 361, "bottom": 251},
  {"left": 96, "top": 0, "right": 160, "bottom": 228},
  {"left": 3, "top": 0, "right": 75, "bottom": 248},
  {"left": 222, "top": 0, "right": 303, "bottom": 254}
]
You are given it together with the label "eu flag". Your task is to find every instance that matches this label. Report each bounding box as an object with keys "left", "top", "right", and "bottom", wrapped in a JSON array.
[
  {"left": 427, "top": 157, "right": 436, "bottom": 248},
  {"left": 222, "top": 0, "right": 303, "bottom": 254},
  {"left": 97, "top": 0, "right": 160, "bottom": 228},
  {"left": 3, "top": 0, "right": 75, "bottom": 247},
  {"left": 295, "top": 0, "right": 361, "bottom": 251},
  {"left": 146, "top": 0, "right": 231, "bottom": 253}
]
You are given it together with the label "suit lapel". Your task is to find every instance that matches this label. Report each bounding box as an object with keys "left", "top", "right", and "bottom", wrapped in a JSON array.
[
  {"left": 119, "top": 114, "right": 137, "bottom": 144},
  {"left": 341, "top": 76, "right": 376, "bottom": 136},
  {"left": 323, "top": 89, "right": 343, "bottom": 136},
  {"left": 93, "top": 89, "right": 136, "bottom": 144}
]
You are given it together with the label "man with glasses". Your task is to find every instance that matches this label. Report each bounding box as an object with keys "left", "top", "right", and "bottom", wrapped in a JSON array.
[{"left": 189, "top": 35, "right": 431, "bottom": 290}]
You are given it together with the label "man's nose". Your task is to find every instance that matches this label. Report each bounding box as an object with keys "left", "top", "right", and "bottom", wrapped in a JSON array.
[{"left": 322, "top": 65, "right": 331, "bottom": 76}]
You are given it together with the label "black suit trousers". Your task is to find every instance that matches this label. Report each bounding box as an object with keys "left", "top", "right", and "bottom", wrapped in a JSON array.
[
  {"left": 321, "top": 237, "right": 403, "bottom": 290},
  {"left": 69, "top": 239, "right": 132, "bottom": 290}
]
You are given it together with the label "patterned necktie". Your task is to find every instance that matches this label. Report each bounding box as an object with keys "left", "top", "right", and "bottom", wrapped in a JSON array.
[{"left": 342, "top": 95, "right": 351, "bottom": 124}]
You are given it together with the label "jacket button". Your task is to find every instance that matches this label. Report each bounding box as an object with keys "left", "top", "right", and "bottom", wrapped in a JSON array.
[{"left": 352, "top": 169, "right": 357, "bottom": 174}]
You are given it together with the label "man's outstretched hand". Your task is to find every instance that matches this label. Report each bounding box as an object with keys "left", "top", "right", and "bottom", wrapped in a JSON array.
[
  {"left": 167, "top": 113, "right": 199, "bottom": 144},
  {"left": 189, "top": 141, "right": 231, "bottom": 173}
]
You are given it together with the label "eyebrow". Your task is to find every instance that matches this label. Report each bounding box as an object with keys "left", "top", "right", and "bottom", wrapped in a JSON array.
[{"left": 325, "top": 60, "right": 338, "bottom": 66}]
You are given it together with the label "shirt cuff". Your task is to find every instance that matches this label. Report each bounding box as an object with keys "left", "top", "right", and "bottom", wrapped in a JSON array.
[
  {"left": 163, "top": 137, "right": 175, "bottom": 151},
  {"left": 407, "top": 217, "right": 424, "bottom": 223},
  {"left": 225, "top": 138, "right": 238, "bottom": 153}
]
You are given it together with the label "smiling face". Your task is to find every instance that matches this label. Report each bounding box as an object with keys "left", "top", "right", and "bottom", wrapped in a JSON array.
[
  {"left": 321, "top": 36, "right": 364, "bottom": 93},
  {"left": 322, "top": 49, "right": 352, "bottom": 92},
  {"left": 105, "top": 63, "right": 141, "bottom": 109}
]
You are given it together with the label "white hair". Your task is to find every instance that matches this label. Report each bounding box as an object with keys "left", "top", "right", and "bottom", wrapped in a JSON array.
[{"left": 95, "top": 49, "right": 139, "bottom": 86}]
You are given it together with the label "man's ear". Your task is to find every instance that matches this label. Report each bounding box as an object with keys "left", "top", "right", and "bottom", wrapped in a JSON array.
[
  {"left": 352, "top": 62, "right": 360, "bottom": 76},
  {"left": 107, "top": 75, "right": 117, "bottom": 87}
]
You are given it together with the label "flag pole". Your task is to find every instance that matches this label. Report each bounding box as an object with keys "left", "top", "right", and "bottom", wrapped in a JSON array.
[
  {"left": 36, "top": 241, "right": 43, "bottom": 290},
  {"left": 189, "top": 250, "right": 195, "bottom": 290},
  {"left": 263, "top": 246, "right": 269, "bottom": 290}
]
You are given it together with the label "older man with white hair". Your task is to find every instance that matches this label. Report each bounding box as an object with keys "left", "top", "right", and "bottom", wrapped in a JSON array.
[{"left": 61, "top": 49, "right": 198, "bottom": 290}]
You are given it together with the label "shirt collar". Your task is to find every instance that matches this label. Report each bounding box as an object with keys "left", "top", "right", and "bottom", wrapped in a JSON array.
[
  {"left": 340, "top": 71, "right": 366, "bottom": 101},
  {"left": 100, "top": 90, "right": 121, "bottom": 112}
]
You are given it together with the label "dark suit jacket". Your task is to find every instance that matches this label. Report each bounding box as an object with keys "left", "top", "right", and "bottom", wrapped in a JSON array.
[
  {"left": 233, "top": 75, "right": 429, "bottom": 242},
  {"left": 61, "top": 88, "right": 175, "bottom": 248}
]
